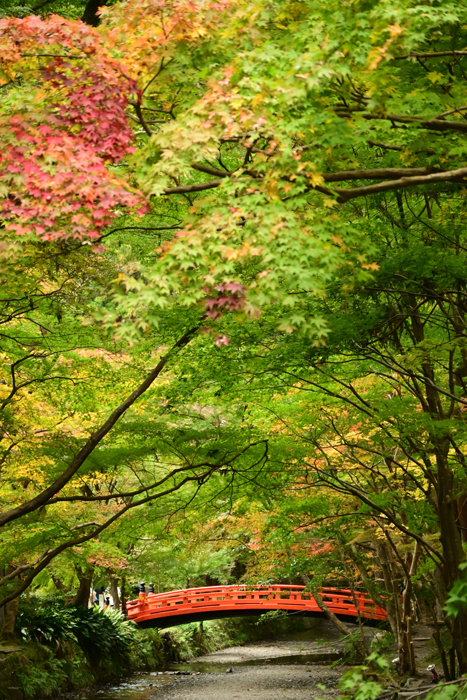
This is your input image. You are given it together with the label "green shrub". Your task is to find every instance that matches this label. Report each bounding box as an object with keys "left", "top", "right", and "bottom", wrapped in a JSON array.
[
  {"left": 129, "top": 627, "right": 165, "bottom": 669},
  {"left": 1, "top": 641, "right": 92, "bottom": 700},
  {"left": 16, "top": 597, "right": 77, "bottom": 646},
  {"left": 16, "top": 656, "right": 69, "bottom": 699},
  {"left": 16, "top": 597, "right": 137, "bottom": 667},
  {"left": 72, "top": 606, "right": 137, "bottom": 667}
]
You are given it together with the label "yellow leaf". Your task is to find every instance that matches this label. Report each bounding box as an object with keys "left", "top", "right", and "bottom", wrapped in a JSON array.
[
  {"left": 251, "top": 93, "right": 264, "bottom": 107},
  {"left": 388, "top": 23, "right": 402, "bottom": 36},
  {"left": 307, "top": 172, "right": 324, "bottom": 187}
]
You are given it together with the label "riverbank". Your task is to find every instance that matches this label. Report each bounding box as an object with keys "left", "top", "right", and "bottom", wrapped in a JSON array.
[
  {"left": 55, "top": 618, "right": 351, "bottom": 700},
  {"left": 1, "top": 603, "right": 442, "bottom": 700},
  {"left": 0, "top": 612, "right": 319, "bottom": 699},
  {"left": 65, "top": 618, "right": 441, "bottom": 700},
  {"left": 12, "top": 617, "right": 445, "bottom": 700}
]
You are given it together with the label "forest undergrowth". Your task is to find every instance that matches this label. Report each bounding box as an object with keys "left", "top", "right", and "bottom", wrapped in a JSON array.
[{"left": 0, "top": 601, "right": 310, "bottom": 700}]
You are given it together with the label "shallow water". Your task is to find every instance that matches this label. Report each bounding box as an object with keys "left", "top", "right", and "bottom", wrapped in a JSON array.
[
  {"left": 166, "top": 650, "right": 342, "bottom": 674},
  {"left": 69, "top": 673, "right": 173, "bottom": 700}
]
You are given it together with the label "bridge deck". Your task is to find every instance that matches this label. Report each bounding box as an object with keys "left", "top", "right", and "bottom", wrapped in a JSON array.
[{"left": 126, "top": 585, "right": 387, "bottom": 628}]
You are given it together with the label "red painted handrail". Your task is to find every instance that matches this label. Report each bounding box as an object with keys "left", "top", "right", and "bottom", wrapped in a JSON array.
[{"left": 126, "top": 585, "right": 387, "bottom": 626}]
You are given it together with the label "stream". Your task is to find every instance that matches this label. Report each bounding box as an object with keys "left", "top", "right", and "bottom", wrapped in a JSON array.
[
  {"left": 62, "top": 619, "right": 436, "bottom": 700},
  {"left": 73, "top": 619, "right": 356, "bottom": 700}
]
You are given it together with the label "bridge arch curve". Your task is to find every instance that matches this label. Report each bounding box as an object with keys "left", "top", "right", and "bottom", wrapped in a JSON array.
[{"left": 126, "top": 585, "right": 387, "bottom": 629}]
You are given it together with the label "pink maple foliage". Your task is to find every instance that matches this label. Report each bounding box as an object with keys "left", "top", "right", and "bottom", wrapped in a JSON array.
[
  {"left": 0, "top": 16, "right": 148, "bottom": 242},
  {"left": 204, "top": 282, "right": 246, "bottom": 320}
]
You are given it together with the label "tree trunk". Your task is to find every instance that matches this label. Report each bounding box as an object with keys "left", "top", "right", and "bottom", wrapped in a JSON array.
[
  {"left": 351, "top": 543, "right": 399, "bottom": 639},
  {"left": 375, "top": 540, "right": 401, "bottom": 646},
  {"left": 455, "top": 496, "right": 467, "bottom": 544},
  {"left": 398, "top": 541, "right": 420, "bottom": 676},
  {"left": 52, "top": 575, "right": 69, "bottom": 593},
  {"left": 120, "top": 577, "right": 127, "bottom": 617},
  {"left": 81, "top": 0, "right": 108, "bottom": 26},
  {"left": 301, "top": 574, "right": 359, "bottom": 641},
  {"left": 436, "top": 447, "right": 467, "bottom": 676},
  {"left": 338, "top": 542, "right": 369, "bottom": 655},
  {"left": 432, "top": 615, "right": 450, "bottom": 680},
  {"left": 110, "top": 577, "right": 120, "bottom": 609},
  {"left": 312, "top": 588, "right": 366, "bottom": 659},
  {"left": 0, "top": 595, "right": 20, "bottom": 641},
  {"left": 68, "top": 565, "right": 94, "bottom": 608}
]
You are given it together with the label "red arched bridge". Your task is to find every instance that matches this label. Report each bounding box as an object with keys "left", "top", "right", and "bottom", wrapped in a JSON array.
[{"left": 126, "top": 585, "right": 387, "bottom": 628}]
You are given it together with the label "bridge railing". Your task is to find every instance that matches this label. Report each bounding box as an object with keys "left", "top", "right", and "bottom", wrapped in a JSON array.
[{"left": 125, "top": 585, "right": 387, "bottom": 623}]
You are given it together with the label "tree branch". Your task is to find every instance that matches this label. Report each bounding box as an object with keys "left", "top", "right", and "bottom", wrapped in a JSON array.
[
  {"left": 305, "top": 464, "right": 444, "bottom": 563},
  {"left": 162, "top": 179, "right": 224, "bottom": 195},
  {"left": 0, "top": 439, "right": 266, "bottom": 606},
  {"left": 130, "top": 101, "right": 153, "bottom": 136},
  {"left": 362, "top": 113, "right": 467, "bottom": 133},
  {"left": 0, "top": 470, "right": 209, "bottom": 608},
  {"left": 0, "top": 325, "right": 200, "bottom": 528},
  {"left": 326, "top": 167, "right": 467, "bottom": 203},
  {"left": 49, "top": 441, "right": 265, "bottom": 503},
  {"left": 368, "top": 140, "right": 435, "bottom": 155},
  {"left": 191, "top": 164, "right": 232, "bottom": 178},
  {"left": 31, "top": 0, "right": 59, "bottom": 10},
  {"left": 323, "top": 167, "right": 439, "bottom": 183},
  {"left": 394, "top": 51, "right": 467, "bottom": 60}
]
